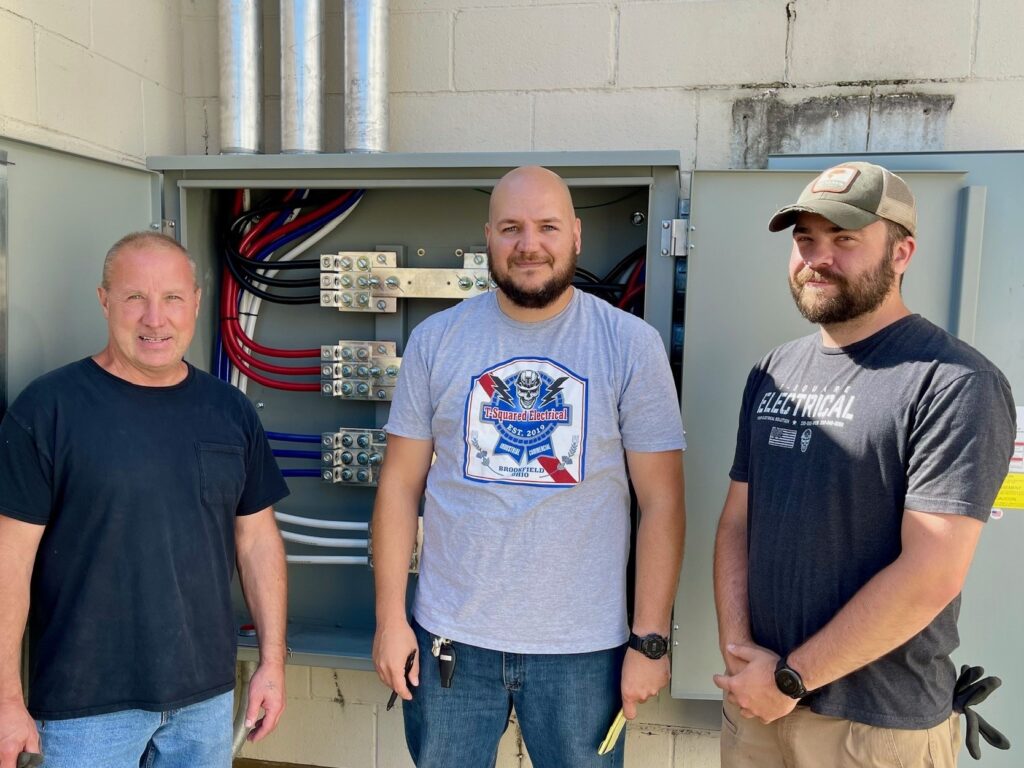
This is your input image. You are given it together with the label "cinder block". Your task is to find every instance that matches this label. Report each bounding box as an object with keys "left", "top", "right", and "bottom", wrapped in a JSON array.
[
  {"left": 392, "top": 11, "right": 452, "bottom": 93},
  {"left": 143, "top": 80, "right": 185, "bottom": 155},
  {"left": 1, "top": 0, "right": 89, "bottom": 46},
  {"left": 185, "top": 96, "right": 219, "bottom": 154},
  {"left": 534, "top": 89, "right": 696, "bottom": 166},
  {"left": 390, "top": 92, "right": 532, "bottom": 152},
  {"left": 789, "top": 0, "right": 972, "bottom": 84},
  {"left": 311, "top": 667, "right": 392, "bottom": 706},
  {"left": 455, "top": 6, "right": 613, "bottom": 91},
  {"left": 876, "top": 80, "right": 1024, "bottom": 152},
  {"left": 696, "top": 86, "right": 874, "bottom": 170},
  {"left": 496, "top": 716, "right": 533, "bottom": 768},
  {"left": 183, "top": 15, "right": 219, "bottom": 98},
  {"left": 974, "top": 0, "right": 1024, "bottom": 78},
  {"left": 239, "top": 697, "right": 375, "bottom": 768},
  {"left": 0, "top": 11, "right": 37, "bottom": 124},
  {"left": 37, "top": 31, "right": 145, "bottom": 157},
  {"left": 283, "top": 664, "right": 312, "bottom": 700},
  {"left": 393, "top": 0, "right": 530, "bottom": 11},
  {"left": 181, "top": 0, "right": 218, "bottom": 18},
  {"left": 376, "top": 701, "right": 416, "bottom": 768},
  {"left": 866, "top": 92, "right": 953, "bottom": 153},
  {"left": 625, "top": 722, "right": 674, "bottom": 765},
  {"left": 93, "top": 0, "right": 183, "bottom": 92},
  {"left": 674, "top": 728, "right": 721, "bottom": 768},
  {"left": 619, "top": 1, "right": 786, "bottom": 88}
]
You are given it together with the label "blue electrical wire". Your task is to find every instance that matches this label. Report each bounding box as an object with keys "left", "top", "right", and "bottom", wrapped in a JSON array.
[
  {"left": 267, "top": 431, "right": 322, "bottom": 443},
  {"left": 282, "top": 469, "right": 323, "bottom": 478},
  {"left": 273, "top": 449, "right": 323, "bottom": 460}
]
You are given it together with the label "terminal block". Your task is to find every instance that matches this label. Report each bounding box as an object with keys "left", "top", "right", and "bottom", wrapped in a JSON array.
[
  {"left": 320, "top": 429, "right": 388, "bottom": 485},
  {"left": 320, "top": 340, "right": 400, "bottom": 400},
  {"left": 320, "top": 250, "right": 494, "bottom": 312}
]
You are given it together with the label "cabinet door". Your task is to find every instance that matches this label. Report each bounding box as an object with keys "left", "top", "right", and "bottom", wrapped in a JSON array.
[
  {"left": 0, "top": 138, "right": 159, "bottom": 404},
  {"left": 671, "top": 169, "right": 969, "bottom": 698}
]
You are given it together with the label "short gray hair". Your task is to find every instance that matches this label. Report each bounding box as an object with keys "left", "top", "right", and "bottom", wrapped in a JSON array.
[{"left": 102, "top": 232, "right": 199, "bottom": 290}]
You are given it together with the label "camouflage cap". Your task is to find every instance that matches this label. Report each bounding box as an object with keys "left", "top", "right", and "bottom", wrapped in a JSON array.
[{"left": 768, "top": 162, "right": 916, "bottom": 236}]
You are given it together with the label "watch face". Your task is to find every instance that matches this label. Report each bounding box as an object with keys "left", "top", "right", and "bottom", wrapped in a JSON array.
[
  {"left": 641, "top": 635, "right": 668, "bottom": 659},
  {"left": 775, "top": 668, "right": 803, "bottom": 697}
]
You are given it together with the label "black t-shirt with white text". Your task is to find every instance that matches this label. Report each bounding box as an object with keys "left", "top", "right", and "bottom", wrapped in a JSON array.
[{"left": 732, "top": 315, "right": 1015, "bottom": 729}]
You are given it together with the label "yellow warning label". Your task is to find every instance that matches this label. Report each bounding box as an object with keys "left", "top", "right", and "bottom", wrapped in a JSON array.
[{"left": 994, "top": 474, "right": 1024, "bottom": 511}]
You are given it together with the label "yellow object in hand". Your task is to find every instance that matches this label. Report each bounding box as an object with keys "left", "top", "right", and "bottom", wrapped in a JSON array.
[{"left": 597, "top": 709, "right": 627, "bottom": 755}]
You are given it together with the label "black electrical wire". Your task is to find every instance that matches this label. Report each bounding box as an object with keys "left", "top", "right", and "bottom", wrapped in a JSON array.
[
  {"left": 217, "top": 230, "right": 321, "bottom": 305},
  {"left": 603, "top": 245, "right": 646, "bottom": 284}
]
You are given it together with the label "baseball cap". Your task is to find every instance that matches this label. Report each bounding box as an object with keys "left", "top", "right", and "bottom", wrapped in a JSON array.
[{"left": 768, "top": 162, "right": 917, "bottom": 236}]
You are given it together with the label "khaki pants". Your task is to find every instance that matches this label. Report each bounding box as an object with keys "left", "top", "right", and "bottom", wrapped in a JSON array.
[{"left": 720, "top": 699, "right": 961, "bottom": 768}]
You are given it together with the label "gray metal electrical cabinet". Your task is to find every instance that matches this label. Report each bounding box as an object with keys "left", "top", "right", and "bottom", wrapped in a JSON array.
[{"left": 146, "top": 151, "right": 682, "bottom": 669}]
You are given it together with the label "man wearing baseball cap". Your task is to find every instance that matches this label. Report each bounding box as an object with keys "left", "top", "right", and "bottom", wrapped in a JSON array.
[{"left": 711, "top": 162, "right": 1016, "bottom": 766}]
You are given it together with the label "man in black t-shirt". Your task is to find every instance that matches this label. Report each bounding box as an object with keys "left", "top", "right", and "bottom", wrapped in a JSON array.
[
  {"left": 712, "top": 163, "right": 1015, "bottom": 767},
  {"left": 0, "top": 233, "right": 289, "bottom": 768}
]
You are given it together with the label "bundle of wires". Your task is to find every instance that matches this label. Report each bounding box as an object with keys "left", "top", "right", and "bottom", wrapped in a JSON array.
[
  {"left": 215, "top": 188, "right": 365, "bottom": 393},
  {"left": 266, "top": 430, "right": 325, "bottom": 478},
  {"left": 572, "top": 245, "right": 646, "bottom": 316}
]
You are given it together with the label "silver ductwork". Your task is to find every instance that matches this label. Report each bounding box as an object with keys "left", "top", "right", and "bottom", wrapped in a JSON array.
[
  {"left": 218, "top": 0, "right": 263, "bottom": 154},
  {"left": 281, "top": 0, "right": 324, "bottom": 154},
  {"left": 343, "top": 0, "right": 389, "bottom": 153}
]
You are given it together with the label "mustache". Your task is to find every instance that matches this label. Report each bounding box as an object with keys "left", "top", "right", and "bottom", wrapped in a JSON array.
[{"left": 795, "top": 266, "right": 844, "bottom": 287}]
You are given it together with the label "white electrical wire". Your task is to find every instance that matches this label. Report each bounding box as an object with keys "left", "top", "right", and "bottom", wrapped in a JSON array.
[
  {"left": 274, "top": 511, "right": 369, "bottom": 531},
  {"left": 279, "top": 530, "right": 368, "bottom": 549},
  {"left": 286, "top": 555, "right": 369, "bottom": 565},
  {"left": 232, "top": 196, "right": 363, "bottom": 393}
]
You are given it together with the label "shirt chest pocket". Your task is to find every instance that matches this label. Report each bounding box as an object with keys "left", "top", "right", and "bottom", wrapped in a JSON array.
[{"left": 196, "top": 441, "right": 246, "bottom": 510}]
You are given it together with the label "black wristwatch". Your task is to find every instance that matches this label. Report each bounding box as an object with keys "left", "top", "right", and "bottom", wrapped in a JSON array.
[
  {"left": 628, "top": 632, "right": 669, "bottom": 660},
  {"left": 774, "top": 656, "right": 807, "bottom": 699}
]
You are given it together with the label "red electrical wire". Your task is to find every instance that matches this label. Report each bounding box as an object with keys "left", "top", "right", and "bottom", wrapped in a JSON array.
[
  {"left": 618, "top": 258, "right": 646, "bottom": 309},
  {"left": 219, "top": 189, "right": 360, "bottom": 388}
]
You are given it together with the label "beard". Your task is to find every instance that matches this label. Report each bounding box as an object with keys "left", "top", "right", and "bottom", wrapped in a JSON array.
[
  {"left": 489, "top": 250, "right": 578, "bottom": 310},
  {"left": 789, "top": 250, "right": 895, "bottom": 325}
]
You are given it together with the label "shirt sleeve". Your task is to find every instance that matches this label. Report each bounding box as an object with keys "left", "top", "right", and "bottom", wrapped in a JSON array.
[
  {"left": 618, "top": 326, "right": 686, "bottom": 453},
  {"left": 0, "top": 411, "right": 52, "bottom": 525},
  {"left": 384, "top": 326, "right": 435, "bottom": 441},
  {"left": 904, "top": 370, "right": 1016, "bottom": 521},
  {"left": 728, "top": 366, "right": 763, "bottom": 484},
  {"left": 236, "top": 409, "right": 290, "bottom": 516}
]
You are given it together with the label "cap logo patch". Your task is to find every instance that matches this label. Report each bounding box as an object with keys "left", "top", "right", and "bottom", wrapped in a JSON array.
[{"left": 811, "top": 167, "right": 860, "bottom": 194}]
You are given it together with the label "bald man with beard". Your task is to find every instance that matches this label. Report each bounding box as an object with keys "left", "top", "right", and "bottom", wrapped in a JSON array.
[{"left": 371, "top": 166, "right": 687, "bottom": 767}]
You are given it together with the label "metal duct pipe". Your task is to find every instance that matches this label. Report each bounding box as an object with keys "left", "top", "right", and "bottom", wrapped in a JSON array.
[
  {"left": 218, "top": 0, "right": 263, "bottom": 154},
  {"left": 343, "top": 0, "right": 389, "bottom": 153},
  {"left": 281, "top": 0, "right": 324, "bottom": 153}
]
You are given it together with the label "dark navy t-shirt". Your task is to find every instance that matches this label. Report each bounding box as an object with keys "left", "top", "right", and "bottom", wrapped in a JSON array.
[
  {"left": 731, "top": 315, "right": 1015, "bottom": 729},
  {"left": 0, "top": 359, "right": 289, "bottom": 719}
]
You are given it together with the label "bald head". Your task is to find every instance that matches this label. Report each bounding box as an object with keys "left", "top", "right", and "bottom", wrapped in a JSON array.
[
  {"left": 489, "top": 166, "right": 576, "bottom": 225},
  {"left": 102, "top": 232, "right": 197, "bottom": 291}
]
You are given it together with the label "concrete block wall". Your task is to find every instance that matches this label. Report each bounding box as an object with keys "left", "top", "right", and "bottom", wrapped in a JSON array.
[
  {"left": 238, "top": 665, "right": 720, "bottom": 768},
  {"left": 0, "top": 0, "right": 185, "bottom": 166},
  {"left": 180, "top": 0, "right": 1024, "bottom": 166}
]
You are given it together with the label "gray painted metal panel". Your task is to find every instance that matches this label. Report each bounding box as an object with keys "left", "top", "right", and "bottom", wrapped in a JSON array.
[
  {"left": 0, "top": 150, "right": 7, "bottom": 417},
  {"left": 0, "top": 138, "right": 158, "bottom": 402},
  {"left": 770, "top": 151, "right": 1023, "bottom": 767},
  {"left": 671, "top": 169, "right": 968, "bottom": 699}
]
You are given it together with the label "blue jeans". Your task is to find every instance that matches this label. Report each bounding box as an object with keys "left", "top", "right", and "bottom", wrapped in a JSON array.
[
  {"left": 35, "top": 690, "right": 233, "bottom": 768},
  {"left": 405, "top": 620, "right": 626, "bottom": 768}
]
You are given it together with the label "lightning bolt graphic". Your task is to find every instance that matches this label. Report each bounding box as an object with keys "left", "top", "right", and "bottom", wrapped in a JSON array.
[
  {"left": 489, "top": 373, "right": 515, "bottom": 407},
  {"left": 538, "top": 376, "right": 568, "bottom": 408}
]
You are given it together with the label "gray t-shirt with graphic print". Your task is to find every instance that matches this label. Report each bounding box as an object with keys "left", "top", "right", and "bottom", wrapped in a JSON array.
[
  {"left": 731, "top": 314, "right": 1016, "bottom": 729},
  {"left": 385, "top": 289, "right": 686, "bottom": 654}
]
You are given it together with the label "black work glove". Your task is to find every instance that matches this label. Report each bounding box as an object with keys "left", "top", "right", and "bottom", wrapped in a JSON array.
[{"left": 952, "top": 664, "right": 1011, "bottom": 760}]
